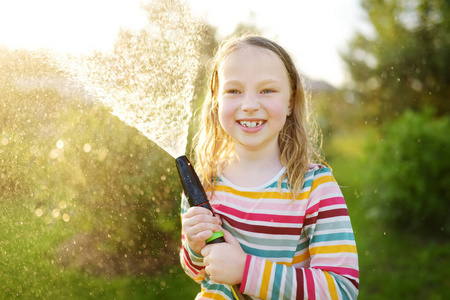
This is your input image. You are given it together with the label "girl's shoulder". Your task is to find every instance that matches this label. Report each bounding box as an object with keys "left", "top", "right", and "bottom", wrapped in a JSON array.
[
  {"left": 307, "top": 163, "right": 332, "bottom": 176},
  {"left": 302, "top": 164, "right": 335, "bottom": 189}
]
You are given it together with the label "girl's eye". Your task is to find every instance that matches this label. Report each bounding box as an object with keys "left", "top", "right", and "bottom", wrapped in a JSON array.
[
  {"left": 261, "top": 89, "right": 275, "bottom": 94},
  {"left": 226, "top": 89, "right": 240, "bottom": 94}
]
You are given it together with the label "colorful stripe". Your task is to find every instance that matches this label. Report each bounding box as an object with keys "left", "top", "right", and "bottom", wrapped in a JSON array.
[
  {"left": 325, "top": 271, "right": 339, "bottom": 299},
  {"left": 180, "top": 165, "right": 359, "bottom": 299}
]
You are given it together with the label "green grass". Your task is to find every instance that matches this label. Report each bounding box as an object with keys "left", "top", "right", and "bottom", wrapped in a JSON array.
[
  {"left": 327, "top": 129, "right": 450, "bottom": 299},
  {"left": 0, "top": 199, "right": 199, "bottom": 299}
]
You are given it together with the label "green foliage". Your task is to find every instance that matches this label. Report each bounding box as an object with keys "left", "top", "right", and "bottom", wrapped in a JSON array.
[
  {"left": 364, "top": 109, "right": 450, "bottom": 236},
  {"left": 0, "top": 47, "right": 183, "bottom": 275},
  {"left": 327, "top": 128, "right": 450, "bottom": 299},
  {"left": 342, "top": 0, "right": 450, "bottom": 121},
  {"left": 0, "top": 0, "right": 218, "bottom": 279},
  {"left": 0, "top": 198, "right": 199, "bottom": 299}
]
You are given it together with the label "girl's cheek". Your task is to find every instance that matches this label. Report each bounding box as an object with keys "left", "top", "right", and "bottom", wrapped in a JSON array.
[{"left": 218, "top": 105, "right": 235, "bottom": 134}]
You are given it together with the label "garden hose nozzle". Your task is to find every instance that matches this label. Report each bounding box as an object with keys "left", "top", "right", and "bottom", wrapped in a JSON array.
[{"left": 175, "top": 155, "right": 225, "bottom": 244}]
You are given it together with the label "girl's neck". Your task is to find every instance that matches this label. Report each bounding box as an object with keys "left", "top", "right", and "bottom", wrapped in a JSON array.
[{"left": 221, "top": 145, "right": 284, "bottom": 188}]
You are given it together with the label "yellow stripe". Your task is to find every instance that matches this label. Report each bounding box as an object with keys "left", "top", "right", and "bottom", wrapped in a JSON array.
[
  {"left": 325, "top": 272, "right": 339, "bottom": 300},
  {"left": 292, "top": 250, "right": 310, "bottom": 265},
  {"left": 310, "top": 175, "right": 335, "bottom": 193},
  {"left": 310, "top": 244, "right": 357, "bottom": 256},
  {"left": 259, "top": 260, "right": 273, "bottom": 299},
  {"left": 279, "top": 261, "right": 292, "bottom": 267},
  {"left": 202, "top": 292, "right": 229, "bottom": 300},
  {"left": 193, "top": 273, "right": 205, "bottom": 282},
  {"left": 214, "top": 185, "right": 309, "bottom": 200}
]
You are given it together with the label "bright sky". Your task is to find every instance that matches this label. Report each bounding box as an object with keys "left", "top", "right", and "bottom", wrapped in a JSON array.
[{"left": 0, "top": 0, "right": 369, "bottom": 87}]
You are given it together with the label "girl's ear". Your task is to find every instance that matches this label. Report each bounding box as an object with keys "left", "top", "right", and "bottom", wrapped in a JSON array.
[{"left": 287, "top": 106, "right": 292, "bottom": 117}]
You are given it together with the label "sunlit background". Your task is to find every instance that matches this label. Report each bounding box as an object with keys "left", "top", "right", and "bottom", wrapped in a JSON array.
[
  {"left": 0, "top": 0, "right": 449, "bottom": 299},
  {"left": 0, "top": 0, "right": 369, "bottom": 87}
]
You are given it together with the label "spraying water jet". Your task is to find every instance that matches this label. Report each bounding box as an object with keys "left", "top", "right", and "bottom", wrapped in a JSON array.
[{"left": 54, "top": 0, "right": 224, "bottom": 244}]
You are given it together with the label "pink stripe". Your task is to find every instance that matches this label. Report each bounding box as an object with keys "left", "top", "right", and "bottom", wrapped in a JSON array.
[
  {"left": 312, "top": 269, "right": 331, "bottom": 299},
  {"left": 312, "top": 183, "right": 341, "bottom": 195},
  {"left": 215, "top": 204, "right": 304, "bottom": 224},
  {"left": 305, "top": 202, "right": 320, "bottom": 215},
  {"left": 305, "top": 269, "right": 316, "bottom": 300},
  {"left": 239, "top": 255, "right": 251, "bottom": 293},
  {"left": 306, "top": 197, "right": 345, "bottom": 215},
  {"left": 320, "top": 197, "right": 346, "bottom": 207},
  {"left": 248, "top": 256, "right": 262, "bottom": 296},
  {"left": 316, "top": 266, "right": 359, "bottom": 279},
  {"left": 210, "top": 191, "right": 308, "bottom": 212},
  {"left": 312, "top": 257, "right": 359, "bottom": 268},
  {"left": 183, "top": 247, "right": 203, "bottom": 272}
]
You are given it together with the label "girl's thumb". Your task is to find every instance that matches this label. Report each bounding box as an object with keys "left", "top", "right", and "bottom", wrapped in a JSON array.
[{"left": 222, "top": 228, "right": 238, "bottom": 245}]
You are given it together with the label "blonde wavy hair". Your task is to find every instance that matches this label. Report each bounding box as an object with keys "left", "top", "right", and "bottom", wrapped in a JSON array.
[{"left": 194, "top": 34, "right": 324, "bottom": 198}]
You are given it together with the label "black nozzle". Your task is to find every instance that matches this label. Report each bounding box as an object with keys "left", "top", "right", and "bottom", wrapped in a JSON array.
[{"left": 175, "top": 155, "right": 225, "bottom": 244}]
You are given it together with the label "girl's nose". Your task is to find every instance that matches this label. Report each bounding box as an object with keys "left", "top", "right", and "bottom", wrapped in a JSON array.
[{"left": 241, "top": 93, "right": 260, "bottom": 111}]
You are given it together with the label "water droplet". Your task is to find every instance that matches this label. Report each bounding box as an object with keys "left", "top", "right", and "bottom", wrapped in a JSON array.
[
  {"left": 54, "top": 1, "right": 202, "bottom": 159},
  {"left": 35, "top": 208, "right": 44, "bottom": 217},
  {"left": 56, "top": 139, "right": 64, "bottom": 149},
  {"left": 49, "top": 149, "right": 59, "bottom": 159},
  {"left": 51, "top": 208, "right": 61, "bottom": 219},
  {"left": 83, "top": 143, "right": 92, "bottom": 152},
  {"left": 62, "top": 214, "right": 70, "bottom": 222}
]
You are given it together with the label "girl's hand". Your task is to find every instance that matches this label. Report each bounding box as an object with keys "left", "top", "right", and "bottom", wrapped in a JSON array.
[
  {"left": 201, "top": 229, "right": 247, "bottom": 285},
  {"left": 181, "top": 206, "right": 222, "bottom": 255}
]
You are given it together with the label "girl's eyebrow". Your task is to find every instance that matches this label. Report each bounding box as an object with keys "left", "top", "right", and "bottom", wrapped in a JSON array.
[
  {"left": 260, "top": 79, "right": 280, "bottom": 85},
  {"left": 223, "top": 79, "right": 281, "bottom": 85},
  {"left": 223, "top": 80, "right": 242, "bottom": 85}
]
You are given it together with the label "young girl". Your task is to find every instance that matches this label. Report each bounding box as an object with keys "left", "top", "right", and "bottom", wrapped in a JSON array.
[{"left": 180, "top": 35, "right": 359, "bottom": 300}]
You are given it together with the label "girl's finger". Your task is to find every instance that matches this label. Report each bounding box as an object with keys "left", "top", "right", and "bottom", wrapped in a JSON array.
[
  {"left": 183, "top": 206, "right": 213, "bottom": 218},
  {"left": 201, "top": 244, "right": 212, "bottom": 257}
]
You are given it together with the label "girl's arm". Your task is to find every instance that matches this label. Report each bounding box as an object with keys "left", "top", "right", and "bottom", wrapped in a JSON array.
[
  {"left": 179, "top": 194, "right": 222, "bottom": 283},
  {"left": 179, "top": 194, "right": 206, "bottom": 283},
  {"left": 180, "top": 234, "right": 207, "bottom": 283},
  {"left": 239, "top": 168, "right": 359, "bottom": 299}
]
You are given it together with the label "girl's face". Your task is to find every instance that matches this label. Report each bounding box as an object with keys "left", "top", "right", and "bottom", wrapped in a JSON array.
[{"left": 217, "top": 45, "right": 291, "bottom": 153}]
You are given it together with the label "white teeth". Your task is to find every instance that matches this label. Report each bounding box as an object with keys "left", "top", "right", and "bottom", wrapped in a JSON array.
[{"left": 239, "top": 121, "right": 264, "bottom": 128}]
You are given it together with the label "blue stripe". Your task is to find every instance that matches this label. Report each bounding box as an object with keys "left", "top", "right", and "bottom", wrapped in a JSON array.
[
  {"left": 315, "top": 221, "right": 353, "bottom": 232},
  {"left": 284, "top": 268, "right": 293, "bottom": 299},
  {"left": 311, "top": 232, "right": 355, "bottom": 244},
  {"left": 264, "top": 175, "right": 315, "bottom": 190},
  {"left": 203, "top": 282, "right": 234, "bottom": 299},
  {"left": 295, "top": 239, "right": 309, "bottom": 252},
  {"left": 241, "top": 244, "right": 295, "bottom": 258},
  {"left": 316, "top": 166, "right": 331, "bottom": 175},
  {"left": 337, "top": 285, "right": 350, "bottom": 300},
  {"left": 271, "top": 263, "right": 284, "bottom": 299}
]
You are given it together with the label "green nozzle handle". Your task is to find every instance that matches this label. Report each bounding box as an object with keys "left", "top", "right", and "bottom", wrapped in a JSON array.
[{"left": 175, "top": 155, "right": 225, "bottom": 244}]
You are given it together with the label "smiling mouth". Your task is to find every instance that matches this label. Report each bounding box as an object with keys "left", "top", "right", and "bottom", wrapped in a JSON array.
[{"left": 238, "top": 120, "right": 265, "bottom": 128}]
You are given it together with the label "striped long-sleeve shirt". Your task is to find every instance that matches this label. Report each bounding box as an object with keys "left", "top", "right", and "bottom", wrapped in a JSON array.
[{"left": 180, "top": 164, "right": 359, "bottom": 300}]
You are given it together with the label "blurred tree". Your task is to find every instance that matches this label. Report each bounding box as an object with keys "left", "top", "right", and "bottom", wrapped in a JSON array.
[
  {"left": 342, "top": 0, "right": 450, "bottom": 122},
  {"left": 364, "top": 108, "right": 450, "bottom": 237},
  {"left": 0, "top": 0, "right": 219, "bottom": 277},
  {"left": 0, "top": 47, "right": 183, "bottom": 275}
]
